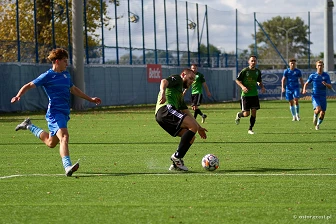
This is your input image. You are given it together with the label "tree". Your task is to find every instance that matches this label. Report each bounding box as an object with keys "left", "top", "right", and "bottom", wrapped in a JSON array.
[
  {"left": 180, "top": 43, "right": 221, "bottom": 59},
  {"left": 249, "top": 16, "right": 311, "bottom": 62},
  {"left": 0, "top": 0, "right": 115, "bottom": 63}
]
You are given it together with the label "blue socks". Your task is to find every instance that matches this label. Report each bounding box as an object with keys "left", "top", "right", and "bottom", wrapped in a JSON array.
[
  {"left": 290, "top": 106, "right": 296, "bottom": 116},
  {"left": 295, "top": 105, "right": 299, "bottom": 115},
  {"left": 62, "top": 156, "right": 72, "bottom": 169},
  {"left": 28, "top": 124, "right": 43, "bottom": 138}
]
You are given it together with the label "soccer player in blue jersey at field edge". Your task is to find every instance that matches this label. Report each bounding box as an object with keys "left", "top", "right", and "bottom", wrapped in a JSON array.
[
  {"left": 155, "top": 69, "right": 207, "bottom": 171},
  {"left": 281, "top": 58, "right": 304, "bottom": 121},
  {"left": 302, "top": 60, "right": 332, "bottom": 130},
  {"left": 235, "top": 55, "right": 266, "bottom": 135},
  {"left": 11, "top": 48, "right": 102, "bottom": 176}
]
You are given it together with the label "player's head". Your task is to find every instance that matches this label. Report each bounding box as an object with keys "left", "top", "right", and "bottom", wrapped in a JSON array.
[
  {"left": 289, "top": 58, "right": 296, "bottom": 69},
  {"left": 191, "top": 64, "right": 198, "bottom": 73},
  {"left": 248, "top": 55, "right": 257, "bottom": 68},
  {"left": 316, "top": 60, "right": 324, "bottom": 71},
  {"left": 48, "top": 48, "right": 69, "bottom": 63},
  {"left": 48, "top": 48, "right": 69, "bottom": 71},
  {"left": 181, "top": 69, "right": 195, "bottom": 89}
]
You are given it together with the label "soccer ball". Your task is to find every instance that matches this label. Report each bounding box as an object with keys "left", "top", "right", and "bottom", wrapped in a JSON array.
[{"left": 202, "top": 154, "right": 219, "bottom": 171}]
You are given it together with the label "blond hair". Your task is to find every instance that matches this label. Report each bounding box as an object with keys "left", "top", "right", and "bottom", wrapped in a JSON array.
[{"left": 316, "top": 60, "right": 324, "bottom": 65}]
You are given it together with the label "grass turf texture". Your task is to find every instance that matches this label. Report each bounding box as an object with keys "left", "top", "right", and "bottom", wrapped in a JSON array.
[{"left": 0, "top": 100, "right": 335, "bottom": 223}]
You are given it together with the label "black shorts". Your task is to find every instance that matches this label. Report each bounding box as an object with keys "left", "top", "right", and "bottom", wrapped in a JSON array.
[
  {"left": 155, "top": 105, "right": 187, "bottom": 137},
  {"left": 240, "top": 96, "right": 260, "bottom": 111},
  {"left": 191, "top": 94, "right": 203, "bottom": 106}
]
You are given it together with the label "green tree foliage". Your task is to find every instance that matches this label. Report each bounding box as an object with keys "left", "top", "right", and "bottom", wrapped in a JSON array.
[
  {"left": 249, "top": 16, "right": 311, "bottom": 62},
  {"left": 0, "top": 0, "right": 114, "bottom": 63}
]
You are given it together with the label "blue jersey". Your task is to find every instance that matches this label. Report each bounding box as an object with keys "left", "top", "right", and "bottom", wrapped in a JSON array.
[
  {"left": 306, "top": 72, "right": 331, "bottom": 96},
  {"left": 32, "top": 69, "right": 73, "bottom": 116},
  {"left": 283, "top": 68, "right": 302, "bottom": 89}
]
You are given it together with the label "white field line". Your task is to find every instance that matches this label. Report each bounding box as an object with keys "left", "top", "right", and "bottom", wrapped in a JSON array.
[{"left": 1, "top": 173, "right": 336, "bottom": 180}]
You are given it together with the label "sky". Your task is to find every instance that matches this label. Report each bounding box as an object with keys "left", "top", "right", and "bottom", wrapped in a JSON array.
[
  {"left": 183, "top": 0, "right": 334, "bottom": 55},
  {"left": 185, "top": 0, "right": 326, "bottom": 14},
  {"left": 103, "top": 0, "right": 334, "bottom": 59}
]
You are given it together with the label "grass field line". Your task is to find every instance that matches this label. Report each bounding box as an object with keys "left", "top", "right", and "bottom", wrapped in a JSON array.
[{"left": 1, "top": 172, "right": 336, "bottom": 180}]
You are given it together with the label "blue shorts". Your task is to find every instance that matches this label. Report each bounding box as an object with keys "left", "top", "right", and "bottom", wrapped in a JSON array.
[
  {"left": 45, "top": 112, "right": 70, "bottom": 136},
  {"left": 285, "top": 88, "right": 300, "bottom": 101},
  {"left": 312, "top": 95, "right": 327, "bottom": 111}
]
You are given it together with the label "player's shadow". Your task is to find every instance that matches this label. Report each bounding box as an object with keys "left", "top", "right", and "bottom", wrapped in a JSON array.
[
  {"left": 72, "top": 167, "right": 328, "bottom": 178},
  {"left": 216, "top": 167, "right": 327, "bottom": 173}
]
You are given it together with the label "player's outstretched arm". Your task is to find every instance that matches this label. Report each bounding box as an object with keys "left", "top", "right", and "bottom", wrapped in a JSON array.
[
  {"left": 70, "top": 85, "right": 101, "bottom": 105},
  {"left": 11, "top": 82, "right": 36, "bottom": 103}
]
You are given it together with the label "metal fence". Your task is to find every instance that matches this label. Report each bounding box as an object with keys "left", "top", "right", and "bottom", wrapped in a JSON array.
[{"left": 0, "top": 0, "right": 335, "bottom": 70}]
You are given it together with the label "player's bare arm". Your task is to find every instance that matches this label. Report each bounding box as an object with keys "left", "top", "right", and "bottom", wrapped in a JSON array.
[
  {"left": 203, "top": 82, "right": 211, "bottom": 97},
  {"left": 322, "top": 81, "right": 332, "bottom": 89},
  {"left": 302, "top": 82, "right": 308, "bottom": 94},
  {"left": 159, "top": 79, "right": 168, "bottom": 104},
  {"left": 11, "top": 82, "right": 36, "bottom": 103},
  {"left": 281, "top": 76, "right": 286, "bottom": 92},
  {"left": 258, "top": 82, "right": 266, "bottom": 93},
  {"left": 235, "top": 80, "right": 248, "bottom": 93},
  {"left": 70, "top": 86, "right": 102, "bottom": 105}
]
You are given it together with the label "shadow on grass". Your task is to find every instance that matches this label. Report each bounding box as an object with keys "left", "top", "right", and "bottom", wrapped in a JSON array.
[
  {"left": 216, "top": 167, "right": 326, "bottom": 173},
  {"left": 73, "top": 167, "right": 328, "bottom": 178}
]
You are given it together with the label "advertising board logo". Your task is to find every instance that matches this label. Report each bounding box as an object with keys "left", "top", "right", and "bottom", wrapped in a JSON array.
[
  {"left": 147, "top": 64, "right": 162, "bottom": 83},
  {"left": 261, "top": 74, "right": 279, "bottom": 85}
]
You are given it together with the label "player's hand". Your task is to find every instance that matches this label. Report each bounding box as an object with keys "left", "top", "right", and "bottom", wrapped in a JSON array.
[
  {"left": 242, "top": 86, "right": 248, "bottom": 93},
  {"left": 92, "top": 97, "right": 101, "bottom": 105},
  {"left": 261, "top": 87, "right": 266, "bottom": 93},
  {"left": 198, "top": 126, "right": 208, "bottom": 139},
  {"left": 282, "top": 88, "right": 285, "bottom": 93},
  {"left": 11, "top": 96, "right": 20, "bottom": 103}
]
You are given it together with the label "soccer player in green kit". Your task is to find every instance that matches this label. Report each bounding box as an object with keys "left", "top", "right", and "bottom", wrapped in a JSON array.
[
  {"left": 183, "top": 64, "right": 211, "bottom": 123},
  {"left": 235, "top": 55, "right": 266, "bottom": 134},
  {"left": 155, "top": 69, "right": 208, "bottom": 171}
]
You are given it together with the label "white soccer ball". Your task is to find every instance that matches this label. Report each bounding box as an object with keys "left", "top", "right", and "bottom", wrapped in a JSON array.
[{"left": 202, "top": 154, "right": 219, "bottom": 171}]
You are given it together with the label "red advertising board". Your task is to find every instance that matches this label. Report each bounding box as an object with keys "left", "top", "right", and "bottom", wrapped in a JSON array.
[{"left": 147, "top": 64, "right": 162, "bottom": 83}]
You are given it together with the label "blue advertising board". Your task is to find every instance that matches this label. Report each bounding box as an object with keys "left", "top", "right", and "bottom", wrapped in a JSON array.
[{"left": 258, "top": 70, "right": 336, "bottom": 100}]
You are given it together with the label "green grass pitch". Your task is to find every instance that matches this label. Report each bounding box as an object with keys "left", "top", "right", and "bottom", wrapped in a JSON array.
[{"left": 0, "top": 100, "right": 335, "bottom": 223}]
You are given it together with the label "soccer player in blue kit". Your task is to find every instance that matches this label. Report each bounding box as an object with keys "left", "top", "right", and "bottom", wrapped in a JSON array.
[
  {"left": 11, "top": 48, "right": 102, "bottom": 176},
  {"left": 302, "top": 60, "right": 332, "bottom": 130},
  {"left": 281, "top": 58, "right": 304, "bottom": 121}
]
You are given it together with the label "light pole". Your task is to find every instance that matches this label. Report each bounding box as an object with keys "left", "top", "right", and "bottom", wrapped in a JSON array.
[{"left": 277, "top": 26, "right": 298, "bottom": 62}]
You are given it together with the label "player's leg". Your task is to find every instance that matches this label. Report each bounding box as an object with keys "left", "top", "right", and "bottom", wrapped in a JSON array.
[
  {"left": 312, "top": 96, "right": 321, "bottom": 127},
  {"left": 293, "top": 88, "right": 301, "bottom": 121},
  {"left": 169, "top": 116, "right": 199, "bottom": 171},
  {"left": 286, "top": 90, "right": 296, "bottom": 121},
  {"left": 248, "top": 109, "right": 257, "bottom": 134},
  {"left": 248, "top": 96, "right": 260, "bottom": 134},
  {"left": 316, "top": 97, "right": 327, "bottom": 130},
  {"left": 15, "top": 118, "right": 59, "bottom": 147},
  {"left": 193, "top": 94, "right": 206, "bottom": 123},
  {"left": 191, "top": 94, "right": 202, "bottom": 119},
  {"left": 155, "top": 105, "right": 192, "bottom": 171},
  {"left": 55, "top": 127, "right": 78, "bottom": 176},
  {"left": 235, "top": 96, "right": 250, "bottom": 124},
  {"left": 47, "top": 113, "right": 78, "bottom": 176}
]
